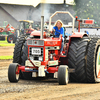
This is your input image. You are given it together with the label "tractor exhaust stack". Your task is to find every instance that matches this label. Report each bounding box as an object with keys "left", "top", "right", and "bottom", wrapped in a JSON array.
[{"left": 41, "top": 16, "right": 44, "bottom": 39}]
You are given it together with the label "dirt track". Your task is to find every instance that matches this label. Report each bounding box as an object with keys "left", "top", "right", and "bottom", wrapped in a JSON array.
[
  {"left": 0, "top": 46, "right": 100, "bottom": 100},
  {"left": 0, "top": 46, "right": 14, "bottom": 56}
]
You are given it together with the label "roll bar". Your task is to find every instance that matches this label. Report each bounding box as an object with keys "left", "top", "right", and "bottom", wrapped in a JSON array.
[{"left": 49, "top": 11, "right": 75, "bottom": 32}]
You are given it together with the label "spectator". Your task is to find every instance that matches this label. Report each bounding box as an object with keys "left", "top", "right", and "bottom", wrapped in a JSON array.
[{"left": 85, "top": 30, "right": 89, "bottom": 35}]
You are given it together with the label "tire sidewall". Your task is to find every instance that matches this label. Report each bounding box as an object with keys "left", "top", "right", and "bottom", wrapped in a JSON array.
[
  {"left": 94, "top": 40, "right": 100, "bottom": 82},
  {"left": 8, "top": 63, "right": 19, "bottom": 82},
  {"left": 7, "top": 34, "right": 15, "bottom": 43},
  {"left": 58, "top": 66, "right": 69, "bottom": 85}
]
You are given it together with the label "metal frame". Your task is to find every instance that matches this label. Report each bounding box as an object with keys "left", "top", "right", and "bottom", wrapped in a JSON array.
[{"left": 49, "top": 11, "right": 75, "bottom": 32}]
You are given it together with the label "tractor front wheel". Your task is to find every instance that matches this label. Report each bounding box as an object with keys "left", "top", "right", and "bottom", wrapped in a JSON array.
[
  {"left": 8, "top": 63, "right": 19, "bottom": 82},
  {"left": 58, "top": 65, "right": 69, "bottom": 85}
]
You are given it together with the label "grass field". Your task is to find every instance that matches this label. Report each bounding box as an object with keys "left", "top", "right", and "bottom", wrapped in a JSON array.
[
  {"left": 0, "top": 55, "right": 13, "bottom": 60},
  {"left": 0, "top": 40, "right": 14, "bottom": 60},
  {"left": 0, "top": 40, "right": 15, "bottom": 46}
]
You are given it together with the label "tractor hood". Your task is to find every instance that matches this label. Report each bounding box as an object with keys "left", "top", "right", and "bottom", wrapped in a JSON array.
[
  {"left": 27, "top": 37, "right": 62, "bottom": 47},
  {"left": 44, "top": 38, "right": 61, "bottom": 46},
  {"left": 30, "top": 30, "right": 46, "bottom": 38}
]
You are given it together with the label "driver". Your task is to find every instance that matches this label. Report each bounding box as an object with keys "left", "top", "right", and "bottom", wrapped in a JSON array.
[{"left": 53, "top": 20, "right": 64, "bottom": 55}]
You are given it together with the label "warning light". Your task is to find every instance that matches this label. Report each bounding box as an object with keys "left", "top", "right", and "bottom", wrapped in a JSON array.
[
  {"left": 82, "top": 19, "right": 94, "bottom": 24},
  {"left": 34, "top": 41, "right": 37, "bottom": 44},
  {"left": 76, "top": 16, "right": 78, "bottom": 18},
  {"left": 75, "top": 16, "right": 78, "bottom": 21}
]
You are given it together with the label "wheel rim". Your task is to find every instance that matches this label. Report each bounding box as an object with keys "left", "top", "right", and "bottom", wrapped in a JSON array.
[
  {"left": 16, "top": 66, "right": 19, "bottom": 80},
  {"left": 8, "top": 36, "right": 13, "bottom": 42},
  {"left": 66, "top": 69, "right": 68, "bottom": 83},
  {"left": 96, "top": 46, "right": 100, "bottom": 78}
]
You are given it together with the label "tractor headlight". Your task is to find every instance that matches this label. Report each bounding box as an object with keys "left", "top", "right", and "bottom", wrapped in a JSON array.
[
  {"left": 39, "top": 57, "right": 43, "bottom": 61},
  {"left": 27, "top": 39, "right": 44, "bottom": 46},
  {"left": 30, "top": 56, "right": 33, "bottom": 60},
  {"left": 27, "top": 40, "right": 32, "bottom": 45}
]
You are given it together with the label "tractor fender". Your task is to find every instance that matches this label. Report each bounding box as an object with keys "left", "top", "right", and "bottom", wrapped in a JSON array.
[
  {"left": 70, "top": 32, "right": 88, "bottom": 38},
  {"left": 68, "top": 32, "right": 88, "bottom": 47}
]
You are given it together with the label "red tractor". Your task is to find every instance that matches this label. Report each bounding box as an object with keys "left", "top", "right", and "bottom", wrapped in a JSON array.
[
  {"left": 0, "top": 23, "right": 16, "bottom": 43},
  {"left": 8, "top": 11, "right": 100, "bottom": 85}
]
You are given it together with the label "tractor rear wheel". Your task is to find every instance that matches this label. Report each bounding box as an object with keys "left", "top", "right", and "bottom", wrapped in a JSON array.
[
  {"left": 13, "top": 35, "right": 27, "bottom": 79},
  {"left": 7, "top": 34, "right": 16, "bottom": 43},
  {"left": 68, "top": 37, "right": 89, "bottom": 82},
  {"left": 21, "top": 42, "right": 32, "bottom": 80},
  {"left": 87, "top": 38, "right": 100, "bottom": 82},
  {"left": 58, "top": 65, "right": 69, "bottom": 85},
  {"left": 8, "top": 63, "right": 19, "bottom": 82},
  {"left": 13, "top": 35, "right": 26, "bottom": 64}
]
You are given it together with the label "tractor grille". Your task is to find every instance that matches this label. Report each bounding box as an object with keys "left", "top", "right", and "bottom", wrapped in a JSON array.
[
  {"left": 29, "top": 47, "right": 43, "bottom": 61},
  {"left": 28, "top": 40, "right": 32, "bottom": 44},
  {"left": 27, "top": 40, "right": 44, "bottom": 46}
]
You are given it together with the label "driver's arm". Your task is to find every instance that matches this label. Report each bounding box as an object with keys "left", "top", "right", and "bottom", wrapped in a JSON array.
[
  {"left": 52, "top": 29, "right": 55, "bottom": 32},
  {"left": 53, "top": 26, "right": 56, "bottom": 33},
  {"left": 59, "top": 27, "right": 64, "bottom": 38},
  {"left": 51, "top": 26, "right": 56, "bottom": 34}
]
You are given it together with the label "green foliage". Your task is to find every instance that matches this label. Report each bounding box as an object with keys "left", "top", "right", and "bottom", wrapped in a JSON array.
[{"left": 74, "top": 0, "right": 100, "bottom": 26}]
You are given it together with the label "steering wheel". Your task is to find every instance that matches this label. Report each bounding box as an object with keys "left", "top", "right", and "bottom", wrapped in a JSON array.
[{"left": 50, "top": 30, "right": 61, "bottom": 37}]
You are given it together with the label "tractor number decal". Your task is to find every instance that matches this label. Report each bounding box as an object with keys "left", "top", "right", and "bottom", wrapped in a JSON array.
[
  {"left": 46, "top": 41, "right": 58, "bottom": 45},
  {"left": 48, "top": 60, "right": 58, "bottom": 66}
]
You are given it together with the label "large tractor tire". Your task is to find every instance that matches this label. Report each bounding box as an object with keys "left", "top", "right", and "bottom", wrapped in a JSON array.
[
  {"left": 13, "top": 35, "right": 26, "bottom": 64},
  {"left": 21, "top": 41, "right": 32, "bottom": 80},
  {"left": 13, "top": 35, "right": 27, "bottom": 79},
  {"left": 86, "top": 38, "right": 100, "bottom": 83},
  {"left": 7, "top": 34, "right": 16, "bottom": 43},
  {"left": 68, "top": 37, "right": 89, "bottom": 82},
  {"left": 13, "top": 35, "right": 32, "bottom": 79}
]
